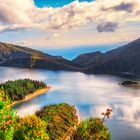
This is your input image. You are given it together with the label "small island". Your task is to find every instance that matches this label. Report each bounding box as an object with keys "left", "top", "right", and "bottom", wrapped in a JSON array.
[
  {"left": 121, "top": 80, "right": 140, "bottom": 88},
  {"left": 0, "top": 79, "right": 50, "bottom": 107}
]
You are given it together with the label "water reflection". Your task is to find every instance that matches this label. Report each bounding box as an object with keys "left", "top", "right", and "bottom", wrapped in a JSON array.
[{"left": 0, "top": 66, "right": 140, "bottom": 140}]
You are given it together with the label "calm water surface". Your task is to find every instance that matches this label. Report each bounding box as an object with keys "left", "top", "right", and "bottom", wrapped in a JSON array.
[{"left": 0, "top": 66, "right": 140, "bottom": 140}]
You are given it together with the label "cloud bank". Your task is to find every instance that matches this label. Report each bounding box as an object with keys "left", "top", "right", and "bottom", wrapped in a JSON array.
[{"left": 0, "top": 0, "right": 140, "bottom": 33}]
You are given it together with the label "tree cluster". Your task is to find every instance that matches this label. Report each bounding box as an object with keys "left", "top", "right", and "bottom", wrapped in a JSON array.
[{"left": 0, "top": 79, "right": 47, "bottom": 102}]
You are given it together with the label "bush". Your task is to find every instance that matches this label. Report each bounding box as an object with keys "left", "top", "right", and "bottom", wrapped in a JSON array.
[
  {"left": 0, "top": 85, "right": 111, "bottom": 140},
  {"left": 13, "top": 115, "right": 49, "bottom": 140},
  {"left": 73, "top": 118, "right": 111, "bottom": 140},
  {"left": 36, "top": 103, "right": 78, "bottom": 140},
  {"left": 0, "top": 90, "right": 15, "bottom": 140}
]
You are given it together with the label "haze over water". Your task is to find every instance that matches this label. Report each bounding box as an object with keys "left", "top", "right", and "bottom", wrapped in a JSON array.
[{"left": 1, "top": 66, "right": 140, "bottom": 140}]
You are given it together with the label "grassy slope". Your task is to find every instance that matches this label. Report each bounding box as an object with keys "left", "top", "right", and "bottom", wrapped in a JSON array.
[
  {"left": 36, "top": 103, "right": 78, "bottom": 140},
  {"left": 0, "top": 42, "right": 49, "bottom": 60}
]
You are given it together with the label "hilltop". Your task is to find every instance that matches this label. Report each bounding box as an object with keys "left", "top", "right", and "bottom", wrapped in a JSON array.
[
  {"left": 1, "top": 37, "right": 140, "bottom": 76},
  {"left": 0, "top": 42, "right": 82, "bottom": 71},
  {"left": 73, "top": 38, "right": 140, "bottom": 76}
]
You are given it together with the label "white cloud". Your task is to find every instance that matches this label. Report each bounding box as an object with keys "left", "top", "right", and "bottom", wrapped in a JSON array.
[
  {"left": 0, "top": 0, "right": 140, "bottom": 33},
  {"left": 0, "top": 0, "right": 34, "bottom": 24},
  {"left": 12, "top": 22, "right": 140, "bottom": 48}
]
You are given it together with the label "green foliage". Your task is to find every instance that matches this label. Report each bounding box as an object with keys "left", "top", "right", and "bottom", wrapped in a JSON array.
[
  {"left": 13, "top": 115, "right": 49, "bottom": 140},
  {"left": 0, "top": 79, "right": 47, "bottom": 102},
  {"left": 73, "top": 118, "right": 111, "bottom": 140},
  {"left": 0, "top": 80, "right": 111, "bottom": 140},
  {"left": 36, "top": 103, "right": 78, "bottom": 140},
  {"left": 0, "top": 90, "right": 15, "bottom": 140},
  {"left": 0, "top": 92, "right": 111, "bottom": 140}
]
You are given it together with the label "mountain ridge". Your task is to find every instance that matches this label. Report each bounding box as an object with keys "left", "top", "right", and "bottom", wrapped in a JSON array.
[
  {"left": 0, "top": 42, "right": 83, "bottom": 71},
  {"left": 73, "top": 38, "right": 140, "bottom": 76},
  {"left": 0, "top": 38, "right": 140, "bottom": 76}
]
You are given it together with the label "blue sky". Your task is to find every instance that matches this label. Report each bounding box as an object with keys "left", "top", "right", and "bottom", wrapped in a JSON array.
[
  {"left": 0, "top": 0, "right": 140, "bottom": 59},
  {"left": 37, "top": 43, "right": 123, "bottom": 59},
  {"left": 34, "top": 0, "right": 93, "bottom": 8}
]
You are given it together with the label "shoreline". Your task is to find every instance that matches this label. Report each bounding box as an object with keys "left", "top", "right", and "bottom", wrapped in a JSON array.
[{"left": 8, "top": 86, "right": 51, "bottom": 108}]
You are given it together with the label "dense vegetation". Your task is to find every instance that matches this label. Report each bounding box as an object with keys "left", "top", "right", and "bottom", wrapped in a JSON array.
[
  {"left": 36, "top": 103, "right": 78, "bottom": 140},
  {"left": 73, "top": 118, "right": 111, "bottom": 140},
  {"left": 13, "top": 115, "right": 49, "bottom": 140},
  {"left": 0, "top": 96, "right": 111, "bottom": 140},
  {"left": 0, "top": 90, "right": 15, "bottom": 140},
  {"left": 0, "top": 79, "right": 47, "bottom": 102},
  {"left": 0, "top": 80, "right": 111, "bottom": 140}
]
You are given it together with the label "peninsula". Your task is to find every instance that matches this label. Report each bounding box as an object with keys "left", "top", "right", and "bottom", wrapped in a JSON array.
[{"left": 0, "top": 79, "right": 50, "bottom": 107}]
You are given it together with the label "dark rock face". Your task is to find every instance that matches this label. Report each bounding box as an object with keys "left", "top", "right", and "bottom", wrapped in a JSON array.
[
  {"left": 0, "top": 42, "right": 82, "bottom": 71},
  {"left": 73, "top": 38, "right": 140, "bottom": 76}
]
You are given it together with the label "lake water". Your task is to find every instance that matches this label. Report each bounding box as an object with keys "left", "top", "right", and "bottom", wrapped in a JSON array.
[{"left": 0, "top": 66, "right": 140, "bottom": 140}]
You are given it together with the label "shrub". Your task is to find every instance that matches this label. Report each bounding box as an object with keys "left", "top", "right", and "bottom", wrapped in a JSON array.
[
  {"left": 13, "top": 115, "right": 49, "bottom": 140},
  {"left": 36, "top": 103, "right": 78, "bottom": 140},
  {"left": 73, "top": 118, "right": 111, "bottom": 140},
  {"left": 0, "top": 90, "right": 15, "bottom": 140}
]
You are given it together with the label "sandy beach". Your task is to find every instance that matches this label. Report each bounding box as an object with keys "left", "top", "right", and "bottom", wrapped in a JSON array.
[{"left": 8, "top": 86, "right": 51, "bottom": 108}]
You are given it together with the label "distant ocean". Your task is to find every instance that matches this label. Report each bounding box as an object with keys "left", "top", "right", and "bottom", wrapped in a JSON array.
[{"left": 36, "top": 43, "right": 124, "bottom": 60}]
